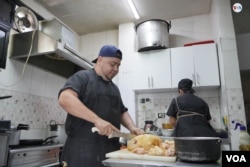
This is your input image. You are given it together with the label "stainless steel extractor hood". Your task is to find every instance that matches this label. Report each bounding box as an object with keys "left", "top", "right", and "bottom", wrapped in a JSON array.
[{"left": 9, "top": 19, "right": 94, "bottom": 78}]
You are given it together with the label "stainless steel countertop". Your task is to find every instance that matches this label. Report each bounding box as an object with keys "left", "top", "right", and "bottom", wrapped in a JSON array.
[
  {"left": 9, "top": 143, "right": 64, "bottom": 153},
  {"left": 102, "top": 158, "right": 221, "bottom": 167}
]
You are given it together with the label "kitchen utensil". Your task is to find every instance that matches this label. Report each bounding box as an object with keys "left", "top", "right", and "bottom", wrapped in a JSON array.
[
  {"left": 91, "top": 127, "right": 136, "bottom": 140},
  {"left": 174, "top": 137, "right": 221, "bottom": 162},
  {"left": 0, "top": 120, "right": 11, "bottom": 131},
  {"left": 161, "top": 129, "right": 174, "bottom": 137},
  {"left": 136, "top": 19, "right": 171, "bottom": 52},
  {"left": 162, "top": 123, "right": 173, "bottom": 129},
  {"left": 119, "top": 137, "right": 127, "bottom": 146},
  {"left": 46, "top": 120, "right": 67, "bottom": 144},
  {"left": 143, "top": 120, "right": 153, "bottom": 133},
  {"left": 49, "top": 120, "right": 58, "bottom": 131},
  {"left": 56, "top": 123, "right": 67, "bottom": 144},
  {"left": 19, "top": 139, "right": 44, "bottom": 146},
  {"left": 0, "top": 95, "right": 12, "bottom": 100},
  {"left": 9, "top": 124, "right": 30, "bottom": 146},
  {"left": 19, "top": 135, "right": 58, "bottom": 146},
  {"left": 108, "top": 131, "right": 136, "bottom": 140}
]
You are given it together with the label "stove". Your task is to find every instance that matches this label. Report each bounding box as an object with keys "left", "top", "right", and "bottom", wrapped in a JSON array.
[{"left": 7, "top": 144, "right": 63, "bottom": 167}]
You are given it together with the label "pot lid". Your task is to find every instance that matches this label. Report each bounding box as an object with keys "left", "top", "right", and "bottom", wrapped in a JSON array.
[{"left": 14, "top": 7, "right": 38, "bottom": 33}]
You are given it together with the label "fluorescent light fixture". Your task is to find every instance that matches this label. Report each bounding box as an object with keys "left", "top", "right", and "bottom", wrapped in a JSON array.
[{"left": 127, "top": 0, "right": 140, "bottom": 19}]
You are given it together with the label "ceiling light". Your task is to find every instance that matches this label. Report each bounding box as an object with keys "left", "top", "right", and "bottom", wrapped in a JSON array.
[{"left": 127, "top": 0, "right": 140, "bottom": 19}]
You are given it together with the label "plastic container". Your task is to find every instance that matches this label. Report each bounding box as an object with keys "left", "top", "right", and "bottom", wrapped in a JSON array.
[
  {"left": 144, "top": 120, "right": 153, "bottom": 133},
  {"left": 161, "top": 129, "right": 174, "bottom": 137},
  {"left": 239, "top": 125, "right": 250, "bottom": 151},
  {"left": 162, "top": 123, "right": 173, "bottom": 129}
]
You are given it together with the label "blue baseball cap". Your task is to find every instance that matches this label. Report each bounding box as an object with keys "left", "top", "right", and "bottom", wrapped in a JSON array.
[{"left": 92, "top": 45, "right": 122, "bottom": 63}]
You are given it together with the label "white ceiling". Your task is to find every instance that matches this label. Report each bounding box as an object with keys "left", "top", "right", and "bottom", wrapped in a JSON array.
[{"left": 34, "top": 0, "right": 213, "bottom": 35}]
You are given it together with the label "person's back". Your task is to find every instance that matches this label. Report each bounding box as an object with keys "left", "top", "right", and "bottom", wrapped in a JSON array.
[
  {"left": 167, "top": 78, "right": 217, "bottom": 137},
  {"left": 175, "top": 92, "right": 209, "bottom": 116}
]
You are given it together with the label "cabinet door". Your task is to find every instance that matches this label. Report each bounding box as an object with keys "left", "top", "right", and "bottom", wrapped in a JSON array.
[
  {"left": 193, "top": 43, "right": 220, "bottom": 87},
  {"left": 150, "top": 49, "right": 172, "bottom": 89},
  {"left": 171, "top": 46, "right": 194, "bottom": 88},
  {"left": 133, "top": 51, "right": 153, "bottom": 90},
  {"left": 132, "top": 49, "right": 171, "bottom": 90}
]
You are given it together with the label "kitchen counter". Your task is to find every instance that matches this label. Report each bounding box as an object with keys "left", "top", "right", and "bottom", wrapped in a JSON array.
[{"left": 102, "top": 158, "right": 221, "bottom": 167}]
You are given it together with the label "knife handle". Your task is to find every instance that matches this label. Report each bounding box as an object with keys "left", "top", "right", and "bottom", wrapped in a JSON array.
[
  {"left": 91, "top": 127, "right": 113, "bottom": 138},
  {"left": 91, "top": 127, "right": 100, "bottom": 133}
]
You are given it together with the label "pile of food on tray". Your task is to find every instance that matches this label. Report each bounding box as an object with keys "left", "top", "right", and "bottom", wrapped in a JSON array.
[{"left": 127, "top": 134, "right": 175, "bottom": 156}]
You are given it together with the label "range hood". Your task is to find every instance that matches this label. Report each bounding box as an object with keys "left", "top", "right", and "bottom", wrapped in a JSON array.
[{"left": 9, "top": 19, "right": 94, "bottom": 78}]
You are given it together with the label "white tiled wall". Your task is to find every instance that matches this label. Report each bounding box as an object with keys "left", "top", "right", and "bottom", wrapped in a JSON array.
[
  {"left": 0, "top": 88, "right": 66, "bottom": 127},
  {"left": 0, "top": 58, "right": 67, "bottom": 139},
  {"left": 135, "top": 90, "right": 222, "bottom": 130}
]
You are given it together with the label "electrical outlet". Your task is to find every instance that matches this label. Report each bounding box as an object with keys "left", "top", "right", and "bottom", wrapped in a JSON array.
[{"left": 158, "top": 113, "right": 165, "bottom": 118}]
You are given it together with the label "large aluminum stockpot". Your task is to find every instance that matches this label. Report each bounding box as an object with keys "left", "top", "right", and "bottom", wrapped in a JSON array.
[
  {"left": 136, "top": 19, "right": 171, "bottom": 52},
  {"left": 174, "top": 137, "right": 222, "bottom": 162}
]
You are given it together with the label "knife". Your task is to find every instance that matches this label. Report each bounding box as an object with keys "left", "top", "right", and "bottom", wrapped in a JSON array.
[{"left": 91, "top": 127, "right": 136, "bottom": 140}]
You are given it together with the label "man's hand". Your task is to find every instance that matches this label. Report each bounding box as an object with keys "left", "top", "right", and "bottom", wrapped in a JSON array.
[
  {"left": 94, "top": 119, "right": 119, "bottom": 136},
  {"left": 130, "top": 127, "right": 145, "bottom": 135}
]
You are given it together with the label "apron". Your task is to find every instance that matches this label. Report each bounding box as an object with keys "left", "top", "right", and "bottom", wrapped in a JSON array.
[
  {"left": 173, "top": 98, "right": 218, "bottom": 137},
  {"left": 61, "top": 81, "right": 121, "bottom": 167}
]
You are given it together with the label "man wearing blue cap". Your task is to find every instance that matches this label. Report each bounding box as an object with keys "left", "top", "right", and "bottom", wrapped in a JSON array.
[{"left": 58, "top": 45, "right": 144, "bottom": 167}]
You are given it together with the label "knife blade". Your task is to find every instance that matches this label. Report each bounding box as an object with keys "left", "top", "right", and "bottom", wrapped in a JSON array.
[
  {"left": 108, "top": 131, "right": 136, "bottom": 140},
  {"left": 91, "top": 127, "right": 136, "bottom": 140}
]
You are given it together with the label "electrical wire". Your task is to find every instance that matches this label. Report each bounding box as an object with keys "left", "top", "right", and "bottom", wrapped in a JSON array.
[{"left": 0, "top": 30, "right": 36, "bottom": 87}]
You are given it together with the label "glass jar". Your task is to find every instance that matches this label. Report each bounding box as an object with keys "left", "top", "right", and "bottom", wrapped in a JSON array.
[{"left": 144, "top": 120, "right": 153, "bottom": 133}]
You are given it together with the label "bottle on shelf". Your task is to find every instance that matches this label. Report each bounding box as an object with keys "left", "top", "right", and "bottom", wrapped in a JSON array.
[{"left": 239, "top": 125, "right": 250, "bottom": 151}]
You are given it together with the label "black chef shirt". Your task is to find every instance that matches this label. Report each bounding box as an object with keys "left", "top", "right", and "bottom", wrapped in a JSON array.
[{"left": 167, "top": 92, "right": 211, "bottom": 120}]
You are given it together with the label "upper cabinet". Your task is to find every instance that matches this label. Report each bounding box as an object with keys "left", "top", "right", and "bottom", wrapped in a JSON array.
[
  {"left": 171, "top": 43, "right": 220, "bottom": 89},
  {"left": 132, "top": 49, "right": 171, "bottom": 91},
  {"left": 132, "top": 43, "right": 220, "bottom": 92},
  {"left": 171, "top": 46, "right": 194, "bottom": 88}
]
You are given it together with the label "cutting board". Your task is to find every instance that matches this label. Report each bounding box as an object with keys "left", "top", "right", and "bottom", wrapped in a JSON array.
[{"left": 106, "top": 149, "right": 176, "bottom": 162}]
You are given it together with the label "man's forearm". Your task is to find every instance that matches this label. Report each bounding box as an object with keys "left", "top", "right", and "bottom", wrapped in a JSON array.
[
  {"left": 59, "top": 89, "right": 100, "bottom": 124},
  {"left": 120, "top": 111, "right": 137, "bottom": 131}
]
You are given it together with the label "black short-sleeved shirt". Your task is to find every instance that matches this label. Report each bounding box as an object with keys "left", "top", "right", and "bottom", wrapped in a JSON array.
[
  {"left": 59, "top": 69, "right": 128, "bottom": 166},
  {"left": 166, "top": 92, "right": 211, "bottom": 120},
  {"left": 58, "top": 69, "right": 128, "bottom": 137},
  {"left": 59, "top": 69, "right": 127, "bottom": 111}
]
